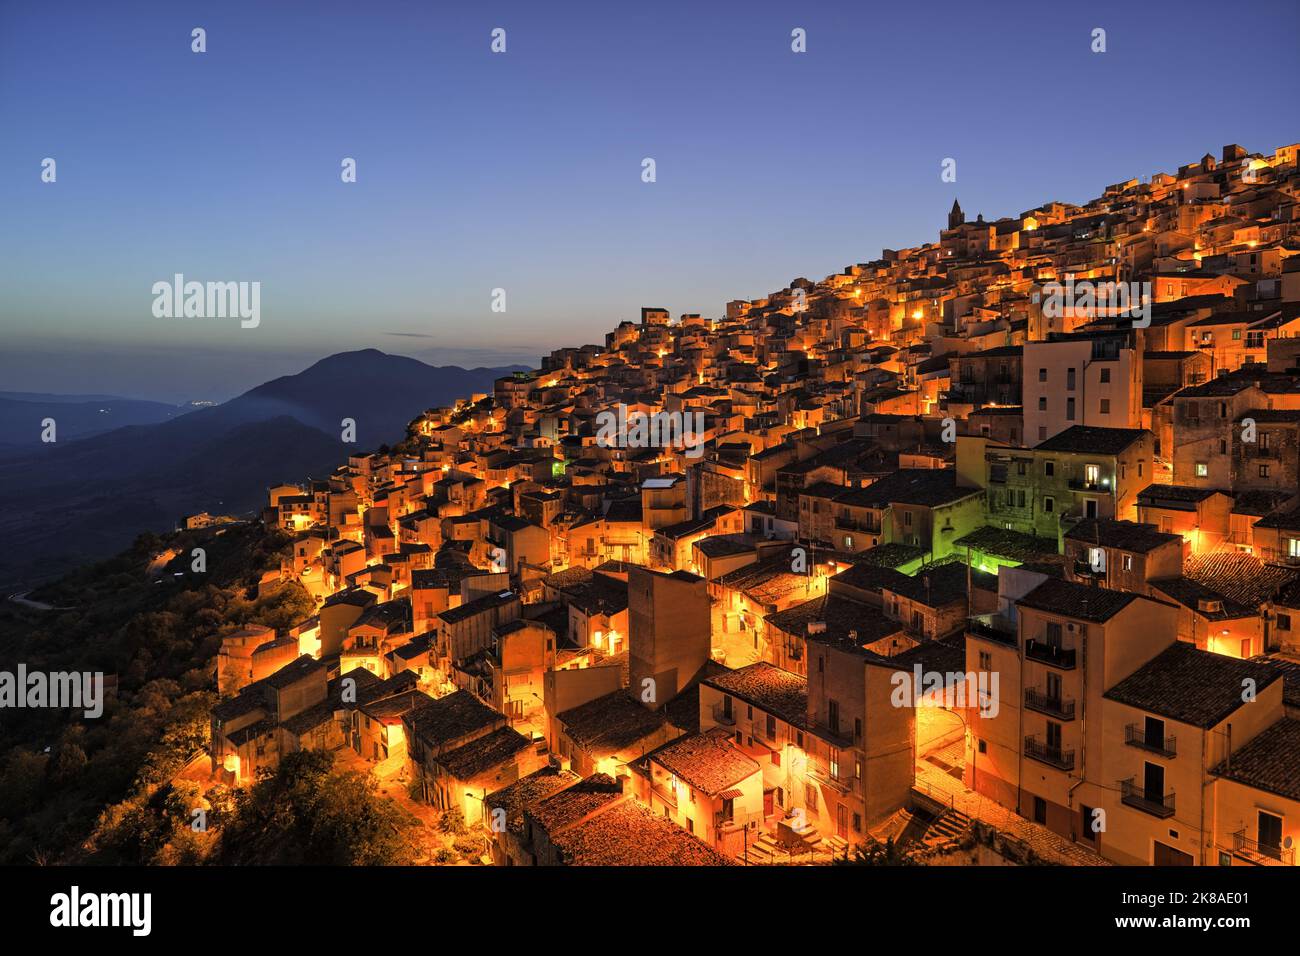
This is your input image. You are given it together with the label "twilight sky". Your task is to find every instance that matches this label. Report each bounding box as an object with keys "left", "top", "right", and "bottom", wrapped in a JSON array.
[{"left": 1, "top": 0, "right": 1297, "bottom": 403}]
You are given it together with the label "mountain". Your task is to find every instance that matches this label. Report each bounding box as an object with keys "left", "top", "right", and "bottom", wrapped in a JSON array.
[
  {"left": 0, "top": 393, "right": 183, "bottom": 454},
  {"left": 0, "top": 350, "right": 525, "bottom": 591},
  {"left": 190, "top": 349, "right": 525, "bottom": 445}
]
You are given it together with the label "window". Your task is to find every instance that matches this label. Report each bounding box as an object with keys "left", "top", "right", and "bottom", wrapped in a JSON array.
[
  {"left": 1043, "top": 496, "right": 1054, "bottom": 513},
  {"left": 1099, "top": 399, "right": 1110, "bottom": 414},
  {"left": 1259, "top": 464, "right": 1270, "bottom": 478},
  {"left": 1039, "top": 426, "right": 1047, "bottom": 441},
  {"left": 805, "top": 780, "right": 817, "bottom": 808},
  {"left": 1044, "top": 461, "right": 1055, "bottom": 477},
  {"left": 1066, "top": 397, "right": 1076, "bottom": 421},
  {"left": 1277, "top": 613, "right": 1292, "bottom": 632},
  {"left": 830, "top": 749, "right": 841, "bottom": 780},
  {"left": 852, "top": 813, "right": 862, "bottom": 833},
  {"left": 1039, "top": 368, "right": 1047, "bottom": 382},
  {"left": 903, "top": 511, "right": 913, "bottom": 527},
  {"left": 1219, "top": 439, "right": 1227, "bottom": 454},
  {"left": 1067, "top": 368, "right": 1076, "bottom": 391},
  {"left": 828, "top": 699, "right": 839, "bottom": 734},
  {"left": 854, "top": 717, "right": 863, "bottom": 741},
  {"left": 979, "top": 650, "right": 992, "bottom": 671},
  {"left": 1122, "top": 554, "right": 1133, "bottom": 571},
  {"left": 1100, "top": 368, "right": 1111, "bottom": 384},
  {"left": 1033, "top": 796, "right": 1048, "bottom": 824},
  {"left": 977, "top": 739, "right": 987, "bottom": 754},
  {"left": 1195, "top": 463, "right": 1208, "bottom": 477},
  {"left": 1259, "top": 811, "right": 1283, "bottom": 856},
  {"left": 766, "top": 714, "right": 777, "bottom": 739},
  {"left": 1080, "top": 805, "right": 1097, "bottom": 841},
  {"left": 1038, "top": 396, "right": 1047, "bottom": 411}
]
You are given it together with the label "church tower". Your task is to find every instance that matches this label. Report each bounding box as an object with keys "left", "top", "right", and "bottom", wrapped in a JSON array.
[{"left": 948, "top": 198, "right": 965, "bottom": 230}]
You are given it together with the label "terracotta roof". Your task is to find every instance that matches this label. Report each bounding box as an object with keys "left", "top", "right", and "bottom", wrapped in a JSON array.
[
  {"left": 1104, "top": 642, "right": 1279, "bottom": 727},
  {"left": 433, "top": 724, "right": 532, "bottom": 780},
  {"left": 550, "top": 799, "right": 734, "bottom": 866},
  {"left": 557, "top": 690, "right": 671, "bottom": 754},
  {"left": 703, "top": 662, "right": 808, "bottom": 728},
  {"left": 1211, "top": 717, "right": 1300, "bottom": 802},
  {"left": 647, "top": 730, "right": 760, "bottom": 796}
]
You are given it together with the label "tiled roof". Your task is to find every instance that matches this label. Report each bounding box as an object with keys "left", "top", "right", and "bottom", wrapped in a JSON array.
[
  {"left": 1104, "top": 642, "right": 1279, "bottom": 727},
  {"left": 404, "top": 690, "right": 501, "bottom": 748},
  {"left": 647, "top": 730, "right": 761, "bottom": 795},
  {"left": 766, "top": 594, "right": 907, "bottom": 659},
  {"left": 1152, "top": 552, "right": 1298, "bottom": 619},
  {"left": 835, "top": 468, "right": 977, "bottom": 509},
  {"left": 1137, "top": 483, "right": 1223, "bottom": 510},
  {"left": 954, "top": 525, "right": 1062, "bottom": 564},
  {"left": 527, "top": 773, "right": 625, "bottom": 833},
  {"left": 484, "top": 765, "right": 581, "bottom": 834},
  {"left": 433, "top": 724, "right": 532, "bottom": 780},
  {"left": 1211, "top": 717, "right": 1300, "bottom": 802},
  {"left": 1064, "top": 519, "right": 1181, "bottom": 554},
  {"left": 1034, "top": 425, "right": 1149, "bottom": 455},
  {"left": 550, "top": 799, "right": 733, "bottom": 866},
  {"left": 1017, "top": 576, "right": 1142, "bottom": 623},
  {"left": 703, "top": 662, "right": 808, "bottom": 729},
  {"left": 557, "top": 690, "right": 672, "bottom": 753}
]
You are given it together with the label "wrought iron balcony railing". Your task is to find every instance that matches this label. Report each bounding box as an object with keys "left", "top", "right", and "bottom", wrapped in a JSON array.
[{"left": 1119, "top": 777, "right": 1175, "bottom": 818}]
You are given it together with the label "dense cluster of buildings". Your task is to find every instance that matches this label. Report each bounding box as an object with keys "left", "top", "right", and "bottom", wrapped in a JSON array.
[{"left": 208, "top": 142, "right": 1300, "bottom": 866}]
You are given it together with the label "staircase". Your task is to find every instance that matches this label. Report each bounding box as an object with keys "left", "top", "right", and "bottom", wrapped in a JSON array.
[
  {"left": 738, "top": 829, "right": 850, "bottom": 864},
  {"left": 923, "top": 807, "right": 972, "bottom": 846}
]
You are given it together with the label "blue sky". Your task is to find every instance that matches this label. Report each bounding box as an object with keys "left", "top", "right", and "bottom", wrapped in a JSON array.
[{"left": 1, "top": 0, "right": 1297, "bottom": 402}]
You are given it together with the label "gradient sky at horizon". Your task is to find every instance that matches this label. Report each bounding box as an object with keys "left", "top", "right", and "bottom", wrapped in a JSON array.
[{"left": 2, "top": 0, "right": 1298, "bottom": 402}]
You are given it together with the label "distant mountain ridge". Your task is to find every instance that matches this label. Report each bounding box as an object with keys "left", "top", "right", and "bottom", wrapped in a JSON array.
[
  {"left": 0, "top": 350, "right": 526, "bottom": 590},
  {"left": 0, "top": 393, "right": 183, "bottom": 453}
]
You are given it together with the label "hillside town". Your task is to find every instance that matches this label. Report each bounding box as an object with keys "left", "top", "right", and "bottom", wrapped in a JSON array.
[{"left": 209, "top": 143, "right": 1300, "bottom": 867}]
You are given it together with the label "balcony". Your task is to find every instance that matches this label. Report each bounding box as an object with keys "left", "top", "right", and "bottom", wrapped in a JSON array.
[
  {"left": 1124, "top": 723, "right": 1176, "bottom": 757},
  {"left": 968, "top": 614, "right": 1017, "bottom": 645},
  {"left": 808, "top": 763, "right": 855, "bottom": 794},
  {"left": 1232, "top": 830, "right": 1293, "bottom": 866},
  {"left": 711, "top": 703, "right": 736, "bottom": 727},
  {"left": 1025, "top": 689, "right": 1076, "bottom": 720},
  {"left": 1024, "top": 735, "right": 1075, "bottom": 771},
  {"left": 1119, "top": 778, "right": 1175, "bottom": 818},
  {"left": 1025, "top": 638, "right": 1076, "bottom": 669},
  {"left": 1067, "top": 477, "right": 1110, "bottom": 492}
]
